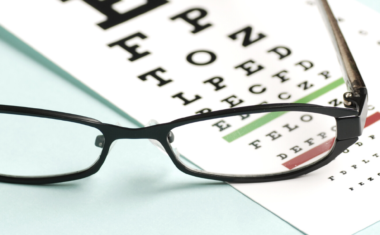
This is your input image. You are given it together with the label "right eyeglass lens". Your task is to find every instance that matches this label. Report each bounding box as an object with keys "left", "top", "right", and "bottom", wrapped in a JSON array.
[
  {"left": 170, "top": 111, "right": 337, "bottom": 176},
  {"left": 0, "top": 113, "right": 104, "bottom": 177}
]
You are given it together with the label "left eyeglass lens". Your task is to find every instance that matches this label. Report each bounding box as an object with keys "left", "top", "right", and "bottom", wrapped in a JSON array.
[{"left": 0, "top": 114, "right": 104, "bottom": 177}]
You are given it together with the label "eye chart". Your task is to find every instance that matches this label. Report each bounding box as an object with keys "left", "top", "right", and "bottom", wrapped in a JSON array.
[{"left": 0, "top": 0, "right": 379, "bottom": 234}]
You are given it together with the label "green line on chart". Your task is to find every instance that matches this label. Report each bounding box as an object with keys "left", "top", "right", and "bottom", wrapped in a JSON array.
[{"left": 223, "top": 77, "right": 345, "bottom": 143}]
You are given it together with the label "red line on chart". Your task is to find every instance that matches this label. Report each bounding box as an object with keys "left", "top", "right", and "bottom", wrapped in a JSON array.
[
  {"left": 364, "top": 112, "right": 380, "bottom": 128},
  {"left": 283, "top": 111, "right": 380, "bottom": 170},
  {"left": 282, "top": 138, "right": 335, "bottom": 170}
]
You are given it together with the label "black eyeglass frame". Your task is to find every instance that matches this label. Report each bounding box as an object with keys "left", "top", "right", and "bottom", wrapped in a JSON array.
[
  {"left": 0, "top": 0, "right": 368, "bottom": 184},
  {"left": 0, "top": 96, "right": 366, "bottom": 185}
]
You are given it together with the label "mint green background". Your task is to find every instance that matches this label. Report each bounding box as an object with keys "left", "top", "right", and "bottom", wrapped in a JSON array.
[
  {"left": 0, "top": 1, "right": 378, "bottom": 234},
  {"left": 358, "top": 0, "right": 380, "bottom": 10}
]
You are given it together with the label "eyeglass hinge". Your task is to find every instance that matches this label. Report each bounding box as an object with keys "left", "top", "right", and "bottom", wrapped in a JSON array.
[{"left": 343, "top": 92, "right": 360, "bottom": 110}]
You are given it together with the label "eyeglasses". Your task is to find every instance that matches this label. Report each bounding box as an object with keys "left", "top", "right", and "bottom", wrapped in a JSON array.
[{"left": 1, "top": 0, "right": 367, "bottom": 184}]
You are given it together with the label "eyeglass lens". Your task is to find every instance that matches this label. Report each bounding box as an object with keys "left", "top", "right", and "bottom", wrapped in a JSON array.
[
  {"left": 170, "top": 111, "right": 336, "bottom": 176},
  {"left": 0, "top": 114, "right": 103, "bottom": 177}
]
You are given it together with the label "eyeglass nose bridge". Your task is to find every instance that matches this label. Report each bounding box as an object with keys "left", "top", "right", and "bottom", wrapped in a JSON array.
[
  {"left": 97, "top": 122, "right": 173, "bottom": 145},
  {"left": 94, "top": 122, "right": 124, "bottom": 150},
  {"left": 147, "top": 119, "right": 174, "bottom": 143}
]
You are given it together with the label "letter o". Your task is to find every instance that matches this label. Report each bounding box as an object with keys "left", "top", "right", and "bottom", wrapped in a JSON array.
[
  {"left": 331, "top": 126, "right": 337, "bottom": 131},
  {"left": 186, "top": 50, "right": 217, "bottom": 66},
  {"left": 300, "top": 114, "right": 313, "bottom": 122}
]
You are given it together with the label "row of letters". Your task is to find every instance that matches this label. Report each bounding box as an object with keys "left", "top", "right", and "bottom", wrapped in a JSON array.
[{"left": 61, "top": 0, "right": 336, "bottom": 114}]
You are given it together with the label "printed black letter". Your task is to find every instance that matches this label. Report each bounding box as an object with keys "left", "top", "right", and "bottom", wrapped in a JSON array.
[
  {"left": 228, "top": 26, "right": 266, "bottom": 47},
  {"left": 171, "top": 8, "right": 212, "bottom": 34},
  {"left": 108, "top": 32, "right": 150, "bottom": 61},
  {"left": 67, "top": 0, "right": 169, "bottom": 30}
]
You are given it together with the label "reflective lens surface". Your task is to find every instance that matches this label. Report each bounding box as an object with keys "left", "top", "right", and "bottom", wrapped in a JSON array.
[
  {"left": 0, "top": 114, "right": 104, "bottom": 177},
  {"left": 170, "top": 111, "right": 336, "bottom": 176}
]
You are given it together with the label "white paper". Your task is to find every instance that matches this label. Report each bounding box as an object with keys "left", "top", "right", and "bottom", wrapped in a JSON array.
[{"left": 0, "top": 0, "right": 379, "bottom": 234}]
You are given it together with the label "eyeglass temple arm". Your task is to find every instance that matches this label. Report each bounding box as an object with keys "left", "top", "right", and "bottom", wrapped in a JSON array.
[{"left": 317, "top": 0, "right": 366, "bottom": 104}]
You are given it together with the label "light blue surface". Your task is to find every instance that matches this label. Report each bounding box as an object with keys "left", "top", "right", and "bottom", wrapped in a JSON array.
[
  {"left": 0, "top": 23, "right": 302, "bottom": 235},
  {"left": 0, "top": 1, "right": 379, "bottom": 234},
  {"left": 357, "top": 0, "right": 380, "bottom": 12}
]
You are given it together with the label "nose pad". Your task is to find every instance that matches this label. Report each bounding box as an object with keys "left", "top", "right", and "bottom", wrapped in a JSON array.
[
  {"left": 167, "top": 131, "right": 174, "bottom": 143},
  {"left": 94, "top": 135, "right": 117, "bottom": 153},
  {"left": 95, "top": 135, "right": 105, "bottom": 148}
]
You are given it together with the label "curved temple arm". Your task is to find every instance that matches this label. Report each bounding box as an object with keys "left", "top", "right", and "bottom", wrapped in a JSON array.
[{"left": 317, "top": 0, "right": 366, "bottom": 95}]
